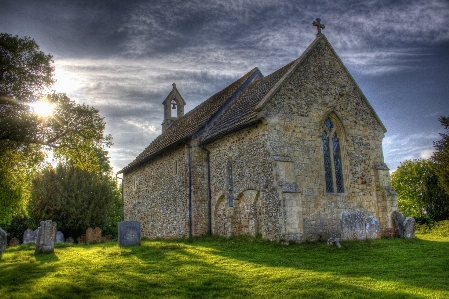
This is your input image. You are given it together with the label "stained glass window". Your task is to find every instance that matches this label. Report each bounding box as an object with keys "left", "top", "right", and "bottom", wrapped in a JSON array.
[
  {"left": 322, "top": 117, "right": 344, "bottom": 193},
  {"left": 322, "top": 131, "right": 334, "bottom": 193},
  {"left": 333, "top": 133, "right": 344, "bottom": 193}
]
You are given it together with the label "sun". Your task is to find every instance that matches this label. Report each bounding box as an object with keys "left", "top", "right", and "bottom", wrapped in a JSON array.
[{"left": 32, "top": 100, "right": 54, "bottom": 117}]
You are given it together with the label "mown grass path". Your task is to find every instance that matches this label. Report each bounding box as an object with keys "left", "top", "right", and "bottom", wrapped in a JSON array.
[{"left": 1, "top": 234, "right": 448, "bottom": 298}]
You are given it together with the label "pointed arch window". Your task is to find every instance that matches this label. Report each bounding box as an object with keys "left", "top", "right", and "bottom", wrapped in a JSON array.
[{"left": 322, "top": 117, "right": 345, "bottom": 193}]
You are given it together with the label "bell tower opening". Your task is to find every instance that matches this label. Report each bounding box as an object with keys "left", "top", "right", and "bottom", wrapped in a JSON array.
[{"left": 161, "top": 83, "right": 186, "bottom": 133}]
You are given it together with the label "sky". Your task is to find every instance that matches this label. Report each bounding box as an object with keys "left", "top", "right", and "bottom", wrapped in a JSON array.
[{"left": 1, "top": 0, "right": 448, "bottom": 174}]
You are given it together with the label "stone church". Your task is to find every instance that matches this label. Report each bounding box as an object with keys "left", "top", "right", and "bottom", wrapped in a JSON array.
[{"left": 119, "top": 21, "right": 398, "bottom": 242}]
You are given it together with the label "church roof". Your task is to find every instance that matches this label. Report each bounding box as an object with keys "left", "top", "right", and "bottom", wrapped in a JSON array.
[
  {"left": 119, "top": 67, "right": 260, "bottom": 174},
  {"left": 119, "top": 35, "right": 386, "bottom": 174}
]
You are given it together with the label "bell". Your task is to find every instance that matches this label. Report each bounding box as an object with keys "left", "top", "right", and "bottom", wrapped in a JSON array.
[{"left": 171, "top": 102, "right": 177, "bottom": 109}]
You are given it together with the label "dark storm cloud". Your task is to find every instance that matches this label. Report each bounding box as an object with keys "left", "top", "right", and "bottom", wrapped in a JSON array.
[{"left": 1, "top": 0, "right": 448, "bottom": 172}]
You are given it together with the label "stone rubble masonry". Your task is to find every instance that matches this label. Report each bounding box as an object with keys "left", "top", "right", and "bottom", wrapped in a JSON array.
[{"left": 122, "top": 37, "right": 398, "bottom": 242}]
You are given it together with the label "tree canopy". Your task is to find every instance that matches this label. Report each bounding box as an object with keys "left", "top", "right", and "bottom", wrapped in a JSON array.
[
  {"left": 28, "top": 163, "right": 121, "bottom": 239},
  {"left": 431, "top": 116, "right": 449, "bottom": 196},
  {"left": 0, "top": 33, "right": 113, "bottom": 225}
]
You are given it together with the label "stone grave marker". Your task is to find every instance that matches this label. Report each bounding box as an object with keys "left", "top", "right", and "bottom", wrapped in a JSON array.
[
  {"left": 86, "top": 227, "right": 102, "bottom": 243},
  {"left": 118, "top": 221, "right": 141, "bottom": 247},
  {"left": 403, "top": 217, "right": 416, "bottom": 239},
  {"left": 0, "top": 229, "right": 6, "bottom": 254},
  {"left": 23, "top": 228, "right": 36, "bottom": 244},
  {"left": 340, "top": 210, "right": 366, "bottom": 241},
  {"left": 8, "top": 237, "right": 20, "bottom": 247},
  {"left": 66, "top": 237, "right": 74, "bottom": 243},
  {"left": 35, "top": 220, "right": 57, "bottom": 254},
  {"left": 56, "top": 231, "right": 65, "bottom": 243},
  {"left": 392, "top": 210, "right": 406, "bottom": 237},
  {"left": 365, "top": 215, "right": 380, "bottom": 239}
]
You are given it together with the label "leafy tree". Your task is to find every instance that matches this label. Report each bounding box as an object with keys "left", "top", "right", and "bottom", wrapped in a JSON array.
[
  {"left": 431, "top": 116, "right": 449, "bottom": 196},
  {"left": 28, "top": 163, "right": 121, "bottom": 239},
  {"left": 0, "top": 33, "right": 112, "bottom": 224},
  {"left": 391, "top": 158, "right": 449, "bottom": 223},
  {"left": 0, "top": 33, "right": 54, "bottom": 102},
  {"left": 391, "top": 159, "right": 430, "bottom": 219}
]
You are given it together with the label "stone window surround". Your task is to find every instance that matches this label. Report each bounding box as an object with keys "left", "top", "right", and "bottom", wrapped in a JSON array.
[{"left": 321, "top": 112, "right": 347, "bottom": 194}]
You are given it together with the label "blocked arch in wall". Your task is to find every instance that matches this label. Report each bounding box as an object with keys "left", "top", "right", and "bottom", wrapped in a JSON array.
[{"left": 212, "top": 190, "right": 262, "bottom": 237}]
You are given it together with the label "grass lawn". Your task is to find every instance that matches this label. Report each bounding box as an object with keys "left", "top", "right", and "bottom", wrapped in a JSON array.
[{"left": 1, "top": 234, "right": 448, "bottom": 298}]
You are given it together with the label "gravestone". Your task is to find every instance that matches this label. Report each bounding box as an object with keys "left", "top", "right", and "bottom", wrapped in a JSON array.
[
  {"left": 23, "top": 229, "right": 36, "bottom": 244},
  {"left": 340, "top": 210, "right": 366, "bottom": 241},
  {"left": 365, "top": 215, "right": 380, "bottom": 239},
  {"left": 66, "top": 237, "right": 74, "bottom": 243},
  {"left": 391, "top": 210, "right": 406, "bottom": 237},
  {"left": 118, "top": 221, "right": 141, "bottom": 247},
  {"left": 403, "top": 217, "right": 416, "bottom": 239},
  {"left": 35, "top": 220, "right": 57, "bottom": 254},
  {"left": 86, "top": 227, "right": 102, "bottom": 243},
  {"left": 8, "top": 237, "right": 20, "bottom": 247},
  {"left": 56, "top": 231, "right": 65, "bottom": 243},
  {"left": 0, "top": 229, "right": 6, "bottom": 254}
]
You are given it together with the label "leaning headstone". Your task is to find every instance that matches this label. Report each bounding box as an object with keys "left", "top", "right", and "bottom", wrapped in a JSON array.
[
  {"left": 391, "top": 210, "right": 406, "bottom": 237},
  {"left": 340, "top": 210, "right": 366, "bottom": 241},
  {"left": 55, "top": 231, "right": 65, "bottom": 243},
  {"left": 35, "top": 220, "right": 57, "bottom": 254},
  {"left": 403, "top": 217, "right": 416, "bottom": 239},
  {"left": 0, "top": 229, "right": 6, "bottom": 254},
  {"left": 66, "top": 237, "right": 74, "bottom": 243},
  {"left": 23, "top": 229, "right": 36, "bottom": 244},
  {"left": 8, "top": 237, "right": 20, "bottom": 247},
  {"left": 118, "top": 221, "right": 141, "bottom": 247},
  {"left": 365, "top": 215, "right": 380, "bottom": 239}
]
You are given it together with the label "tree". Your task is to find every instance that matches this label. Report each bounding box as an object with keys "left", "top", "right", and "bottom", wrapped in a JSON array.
[
  {"left": 431, "top": 116, "right": 449, "bottom": 196},
  {"left": 391, "top": 159, "right": 430, "bottom": 219},
  {"left": 28, "top": 163, "right": 121, "bottom": 239},
  {"left": 0, "top": 33, "right": 54, "bottom": 102},
  {"left": 391, "top": 158, "right": 449, "bottom": 223},
  {"left": 0, "top": 33, "right": 112, "bottom": 224}
]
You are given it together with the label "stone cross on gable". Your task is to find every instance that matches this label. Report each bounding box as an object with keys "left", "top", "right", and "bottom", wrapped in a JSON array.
[{"left": 312, "top": 18, "right": 325, "bottom": 37}]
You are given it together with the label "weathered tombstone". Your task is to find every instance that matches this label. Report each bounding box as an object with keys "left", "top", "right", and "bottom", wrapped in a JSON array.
[
  {"left": 391, "top": 210, "right": 406, "bottom": 237},
  {"left": 56, "top": 231, "right": 65, "bottom": 243},
  {"left": 403, "top": 217, "right": 416, "bottom": 239},
  {"left": 340, "top": 210, "right": 366, "bottom": 241},
  {"left": 118, "top": 221, "right": 141, "bottom": 247},
  {"left": 0, "top": 229, "right": 6, "bottom": 254},
  {"left": 66, "top": 237, "right": 74, "bottom": 243},
  {"left": 35, "top": 220, "right": 57, "bottom": 254},
  {"left": 93, "top": 227, "right": 102, "bottom": 242},
  {"left": 8, "top": 237, "right": 20, "bottom": 247},
  {"left": 86, "top": 227, "right": 102, "bottom": 243},
  {"left": 23, "top": 229, "right": 36, "bottom": 244},
  {"left": 365, "top": 215, "right": 380, "bottom": 239}
]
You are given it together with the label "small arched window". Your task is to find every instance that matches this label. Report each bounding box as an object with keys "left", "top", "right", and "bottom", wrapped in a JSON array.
[{"left": 322, "top": 117, "right": 344, "bottom": 193}]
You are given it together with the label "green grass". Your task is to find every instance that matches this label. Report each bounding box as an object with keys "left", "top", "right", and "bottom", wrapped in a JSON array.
[{"left": 1, "top": 234, "right": 448, "bottom": 298}]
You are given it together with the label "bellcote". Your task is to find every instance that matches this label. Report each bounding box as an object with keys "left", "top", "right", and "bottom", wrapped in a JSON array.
[{"left": 162, "top": 83, "right": 186, "bottom": 133}]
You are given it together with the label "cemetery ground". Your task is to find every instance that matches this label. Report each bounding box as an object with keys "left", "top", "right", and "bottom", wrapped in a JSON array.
[{"left": 1, "top": 234, "right": 448, "bottom": 299}]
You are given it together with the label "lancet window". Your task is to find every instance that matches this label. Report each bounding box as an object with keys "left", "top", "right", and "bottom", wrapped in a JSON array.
[{"left": 322, "top": 117, "right": 345, "bottom": 193}]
